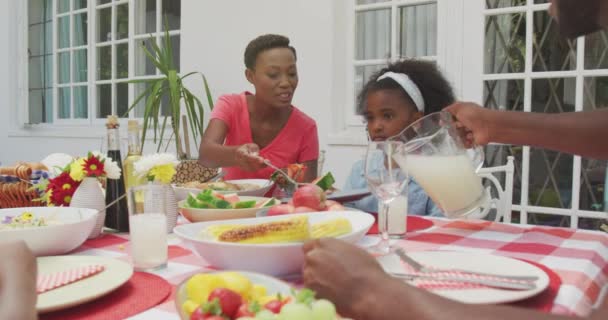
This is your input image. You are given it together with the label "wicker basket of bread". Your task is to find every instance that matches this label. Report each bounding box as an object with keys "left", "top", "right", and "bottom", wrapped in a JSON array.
[{"left": 0, "top": 163, "right": 48, "bottom": 209}]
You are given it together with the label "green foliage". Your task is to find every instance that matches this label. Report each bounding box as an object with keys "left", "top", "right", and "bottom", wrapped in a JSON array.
[{"left": 126, "top": 19, "right": 214, "bottom": 159}]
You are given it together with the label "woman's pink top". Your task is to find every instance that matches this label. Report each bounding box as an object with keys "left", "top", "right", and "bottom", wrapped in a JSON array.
[{"left": 209, "top": 92, "right": 319, "bottom": 180}]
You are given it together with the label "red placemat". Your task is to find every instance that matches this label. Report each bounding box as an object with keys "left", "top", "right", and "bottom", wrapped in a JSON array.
[
  {"left": 40, "top": 272, "right": 171, "bottom": 320},
  {"left": 367, "top": 215, "right": 434, "bottom": 235},
  {"left": 510, "top": 260, "right": 561, "bottom": 312}
]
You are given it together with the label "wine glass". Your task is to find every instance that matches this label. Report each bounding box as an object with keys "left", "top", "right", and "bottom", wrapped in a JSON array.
[{"left": 364, "top": 140, "right": 408, "bottom": 255}]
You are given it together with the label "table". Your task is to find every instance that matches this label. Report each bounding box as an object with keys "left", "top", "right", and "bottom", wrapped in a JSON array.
[{"left": 68, "top": 217, "right": 608, "bottom": 319}]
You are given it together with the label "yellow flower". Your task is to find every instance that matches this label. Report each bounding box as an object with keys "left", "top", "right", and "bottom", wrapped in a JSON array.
[
  {"left": 69, "top": 158, "right": 86, "bottom": 181},
  {"left": 19, "top": 212, "right": 33, "bottom": 221},
  {"left": 149, "top": 164, "right": 176, "bottom": 184}
]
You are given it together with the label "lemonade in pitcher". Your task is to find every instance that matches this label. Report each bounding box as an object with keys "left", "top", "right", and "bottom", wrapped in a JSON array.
[{"left": 391, "top": 111, "right": 489, "bottom": 219}]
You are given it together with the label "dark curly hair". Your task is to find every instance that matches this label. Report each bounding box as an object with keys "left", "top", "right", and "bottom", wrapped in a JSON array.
[
  {"left": 356, "top": 59, "right": 455, "bottom": 115},
  {"left": 244, "top": 34, "right": 297, "bottom": 70}
]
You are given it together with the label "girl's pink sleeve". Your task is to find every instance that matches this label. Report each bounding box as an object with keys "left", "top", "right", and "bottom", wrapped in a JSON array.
[{"left": 298, "top": 123, "right": 319, "bottom": 162}]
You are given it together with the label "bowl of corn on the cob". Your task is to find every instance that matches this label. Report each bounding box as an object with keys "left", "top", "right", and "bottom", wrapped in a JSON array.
[{"left": 173, "top": 211, "right": 374, "bottom": 276}]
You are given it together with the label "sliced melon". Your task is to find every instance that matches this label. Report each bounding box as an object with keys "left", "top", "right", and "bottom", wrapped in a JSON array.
[
  {"left": 256, "top": 198, "right": 279, "bottom": 208},
  {"left": 313, "top": 172, "right": 336, "bottom": 191}
]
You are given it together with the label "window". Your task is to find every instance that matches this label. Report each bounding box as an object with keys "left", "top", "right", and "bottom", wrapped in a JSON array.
[
  {"left": 482, "top": 0, "right": 608, "bottom": 228},
  {"left": 26, "top": 0, "right": 181, "bottom": 125},
  {"left": 349, "top": 0, "right": 437, "bottom": 126}
]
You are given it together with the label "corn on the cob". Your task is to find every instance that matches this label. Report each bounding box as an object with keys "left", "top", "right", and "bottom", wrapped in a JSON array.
[
  {"left": 311, "top": 217, "right": 352, "bottom": 238},
  {"left": 208, "top": 216, "right": 311, "bottom": 244}
]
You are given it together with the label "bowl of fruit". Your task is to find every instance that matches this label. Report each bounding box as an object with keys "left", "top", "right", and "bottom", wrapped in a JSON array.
[
  {"left": 257, "top": 184, "right": 348, "bottom": 217},
  {"left": 179, "top": 189, "right": 280, "bottom": 222},
  {"left": 176, "top": 270, "right": 340, "bottom": 320}
]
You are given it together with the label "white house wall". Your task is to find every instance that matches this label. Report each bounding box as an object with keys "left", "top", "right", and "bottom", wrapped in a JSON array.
[{"left": 0, "top": 0, "right": 370, "bottom": 186}]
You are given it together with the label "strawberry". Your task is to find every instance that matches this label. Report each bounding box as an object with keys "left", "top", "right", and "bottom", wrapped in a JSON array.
[
  {"left": 235, "top": 301, "right": 260, "bottom": 318},
  {"left": 264, "top": 300, "right": 283, "bottom": 314},
  {"left": 207, "top": 288, "right": 243, "bottom": 318}
]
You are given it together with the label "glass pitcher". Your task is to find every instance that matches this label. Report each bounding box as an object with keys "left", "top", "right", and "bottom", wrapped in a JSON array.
[{"left": 391, "top": 111, "right": 490, "bottom": 219}]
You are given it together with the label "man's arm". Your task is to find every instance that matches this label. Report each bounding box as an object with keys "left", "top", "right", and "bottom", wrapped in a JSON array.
[{"left": 446, "top": 103, "right": 608, "bottom": 160}]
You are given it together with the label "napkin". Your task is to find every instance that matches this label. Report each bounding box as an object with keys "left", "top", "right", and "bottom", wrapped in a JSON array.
[{"left": 37, "top": 265, "right": 105, "bottom": 294}]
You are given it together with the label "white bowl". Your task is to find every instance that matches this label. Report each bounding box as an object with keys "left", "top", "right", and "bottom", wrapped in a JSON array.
[
  {"left": 173, "top": 179, "right": 274, "bottom": 202},
  {"left": 178, "top": 196, "right": 278, "bottom": 222},
  {"left": 175, "top": 270, "right": 292, "bottom": 320},
  {"left": 174, "top": 211, "right": 375, "bottom": 276},
  {"left": 0, "top": 207, "right": 98, "bottom": 256}
]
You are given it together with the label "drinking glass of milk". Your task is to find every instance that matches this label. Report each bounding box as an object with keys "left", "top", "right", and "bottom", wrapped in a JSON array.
[
  {"left": 127, "top": 184, "right": 168, "bottom": 271},
  {"left": 365, "top": 140, "right": 408, "bottom": 254},
  {"left": 391, "top": 111, "right": 490, "bottom": 219}
]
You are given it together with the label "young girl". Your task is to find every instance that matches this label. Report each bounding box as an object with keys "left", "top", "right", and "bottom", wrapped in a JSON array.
[
  {"left": 199, "top": 34, "right": 319, "bottom": 182},
  {"left": 344, "top": 59, "right": 455, "bottom": 216}
]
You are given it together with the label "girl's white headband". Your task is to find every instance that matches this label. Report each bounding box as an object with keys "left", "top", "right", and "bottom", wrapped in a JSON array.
[{"left": 377, "top": 71, "right": 425, "bottom": 113}]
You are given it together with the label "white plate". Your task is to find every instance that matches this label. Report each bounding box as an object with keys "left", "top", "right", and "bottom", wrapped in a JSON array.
[
  {"left": 174, "top": 210, "right": 375, "bottom": 276},
  {"left": 0, "top": 207, "right": 98, "bottom": 256},
  {"left": 175, "top": 271, "right": 292, "bottom": 320},
  {"left": 173, "top": 179, "right": 273, "bottom": 201},
  {"left": 37, "top": 255, "right": 133, "bottom": 313},
  {"left": 379, "top": 251, "right": 550, "bottom": 304}
]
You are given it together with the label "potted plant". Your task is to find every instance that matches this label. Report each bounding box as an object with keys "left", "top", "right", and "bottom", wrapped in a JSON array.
[{"left": 126, "top": 21, "right": 217, "bottom": 183}]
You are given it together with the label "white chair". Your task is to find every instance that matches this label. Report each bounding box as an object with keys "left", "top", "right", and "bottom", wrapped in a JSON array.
[{"left": 468, "top": 156, "right": 515, "bottom": 222}]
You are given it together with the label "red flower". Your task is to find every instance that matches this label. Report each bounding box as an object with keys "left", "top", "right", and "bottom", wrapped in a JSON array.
[
  {"left": 83, "top": 156, "right": 105, "bottom": 177},
  {"left": 45, "top": 171, "right": 81, "bottom": 206}
]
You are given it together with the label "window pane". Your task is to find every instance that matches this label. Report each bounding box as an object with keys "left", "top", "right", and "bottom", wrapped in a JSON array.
[
  {"left": 58, "top": 87, "right": 71, "bottom": 118},
  {"left": 97, "top": 7, "right": 112, "bottom": 42},
  {"left": 486, "top": 0, "right": 525, "bottom": 9},
  {"left": 356, "top": 9, "right": 390, "bottom": 60},
  {"left": 58, "top": 52, "right": 70, "bottom": 84},
  {"left": 97, "top": 84, "right": 112, "bottom": 118},
  {"left": 116, "top": 82, "right": 129, "bottom": 118},
  {"left": 133, "top": 82, "right": 148, "bottom": 117},
  {"left": 585, "top": 30, "right": 608, "bottom": 69},
  {"left": 28, "top": 0, "right": 44, "bottom": 24},
  {"left": 58, "top": 15, "right": 70, "bottom": 48},
  {"left": 97, "top": 45, "right": 111, "bottom": 80},
  {"left": 57, "top": 0, "right": 70, "bottom": 13},
  {"left": 44, "top": 88, "right": 53, "bottom": 122},
  {"left": 533, "top": 11, "right": 576, "bottom": 71},
  {"left": 29, "top": 90, "right": 43, "bottom": 123},
  {"left": 98, "top": 0, "right": 111, "bottom": 5},
  {"left": 44, "top": 55, "right": 53, "bottom": 87},
  {"left": 29, "top": 56, "right": 43, "bottom": 89},
  {"left": 161, "top": 35, "right": 180, "bottom": 71},
  {"left": 354, "top": 65, "right": 384, "bottom": 113},
  {"left": 73, "top": 85, "right": 88, "bottom": 118},
  {"left": 162, "top": 0, "right": 181, "bottom": 30},
  {"left": 135, "top": 0, "right": 156, "bottom": 34},
  {"left": 580, "top": 77, "right": 608, "bottom": 213},
  {"left": 398, "top": 4, "right": 437, "bottom": 57},
  {"left": 73, "top": 49, "right": 87, "bottom": 82},
  {"left": 134, "top": 38, "right": 157, "bottom": 76},
  {"left": 29, "top": 23, "right": 44, "bottom": 56},
  {"left": 73, "top": 13, "right": 87, "bottom": 46},
  {"left": 44, "top": 22, "right": 52, "bottom": 54},
  {"left": 73, "top": 0, "right": 87, "bottom": 10},
  {"left": 529, "top": 78, "right": 575, "bottom": 210},
  {"left": 116, "top": 4, "right": 129, "bottom": 40},
  {"left": 116, "top": 43, "right": 128, "bottom": 79},
  {"left": 485, "top": 13, "right": 526, "bottom": 73}
]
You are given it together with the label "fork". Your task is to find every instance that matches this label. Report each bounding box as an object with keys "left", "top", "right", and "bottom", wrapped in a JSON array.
[
  {"left": 394, "top": 248, "right": 539, "bottom": 282},
  {"left": 262, "top": 159, "right": 303, "bottom": 187},
  {"left": 389, "top": 272, "right": 536, "bottom": 290}
]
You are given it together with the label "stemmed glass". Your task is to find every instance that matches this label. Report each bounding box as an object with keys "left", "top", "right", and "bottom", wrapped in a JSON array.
[{"left": 364, "top": 140, "right": 408, "bottom": 255}]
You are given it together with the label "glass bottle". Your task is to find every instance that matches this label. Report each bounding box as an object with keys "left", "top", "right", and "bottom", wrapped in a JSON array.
[
  {"left": 123, "top": 120, "right": 143, "bottom": 194},
  {"left": 104, "top": 115, "right": 129, "bottom": 232}
]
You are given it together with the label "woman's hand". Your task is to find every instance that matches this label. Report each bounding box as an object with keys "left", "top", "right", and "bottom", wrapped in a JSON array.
[
  {"left": 235, "top": 143, "right": 266, "bottom": 171},
  {"left": 302, "top": 238, "right": 392, "bottom": 318},
  {"left": 0, "top": 241, "right": 37, "bottom": 320}
]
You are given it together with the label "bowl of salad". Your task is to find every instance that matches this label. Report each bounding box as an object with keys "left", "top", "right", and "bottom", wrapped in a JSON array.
[
  {"left": 173, "top": 179, "right": 274, "bottom": 202},
  {"left": 178, "top": 190, "right": 280, "bottom": 222},
  {"left": 0, "top": 207, "right": 98, "bottom": 256}
]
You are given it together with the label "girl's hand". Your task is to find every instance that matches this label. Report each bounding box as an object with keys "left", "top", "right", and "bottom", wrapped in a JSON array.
[{"left": 235, "top": 143, "right": 266, "bottom": 171}]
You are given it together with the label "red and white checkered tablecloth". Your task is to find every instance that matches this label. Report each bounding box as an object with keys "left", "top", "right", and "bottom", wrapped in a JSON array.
[{"left": 68, "top": 217, "right": 608, "bottom": 319}]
